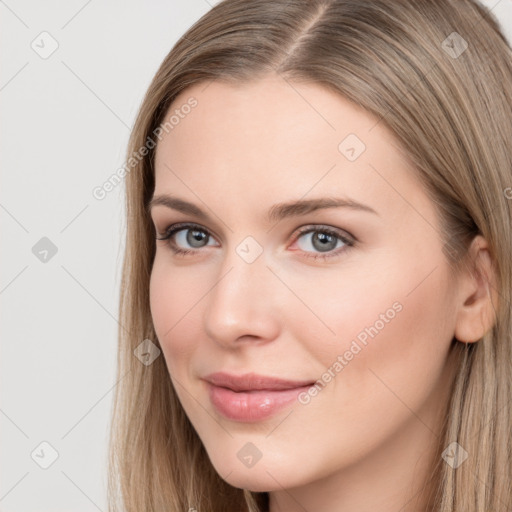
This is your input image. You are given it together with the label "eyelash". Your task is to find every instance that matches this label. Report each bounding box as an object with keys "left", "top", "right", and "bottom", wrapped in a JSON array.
[{"left": 155, "top": 222, "right": 355, "bottom": 261}]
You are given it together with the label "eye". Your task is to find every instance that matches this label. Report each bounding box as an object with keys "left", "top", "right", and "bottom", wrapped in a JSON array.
[
  {"left": 155, "top": 222, "right": 355, "bottom": 261},
  {"left": 290, "top": 225, "right": 355, "bottom": 261},
  {"left": 155, "top": 222, "right": 217, "bottom": 256}
]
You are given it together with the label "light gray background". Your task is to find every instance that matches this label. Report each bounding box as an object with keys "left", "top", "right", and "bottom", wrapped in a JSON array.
[{"left": 1, "top": 1, "right": 511, "bottom": 510}]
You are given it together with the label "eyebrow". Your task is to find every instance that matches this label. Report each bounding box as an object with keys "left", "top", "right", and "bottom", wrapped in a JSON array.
[{"left": 147, "top": 194, "right": 378, "bottom": 223}]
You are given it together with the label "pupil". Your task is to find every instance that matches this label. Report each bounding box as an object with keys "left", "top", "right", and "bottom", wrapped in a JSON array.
[
  {"left": 188, "top": 229, "right": 207, "bottom": 247},
  {"left": 314, "top": 232, "right": 336, "bottom": 252}
]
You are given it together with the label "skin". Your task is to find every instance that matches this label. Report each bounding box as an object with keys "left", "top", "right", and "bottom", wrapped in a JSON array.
[{"left": 148, "top": 74, "right": 496, "bottom": 512}]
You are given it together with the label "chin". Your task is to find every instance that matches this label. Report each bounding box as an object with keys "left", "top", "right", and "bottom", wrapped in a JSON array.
[
  {"left": 222, "top": 474, "right": 280, "bottom": 493},
  {"left": 215, "top": 462, "right": 303, "bottom": 493}
]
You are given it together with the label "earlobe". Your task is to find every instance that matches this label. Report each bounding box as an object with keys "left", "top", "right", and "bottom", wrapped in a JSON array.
[{"left": 453, "top": 235, "right": 498, "bottom": 344}]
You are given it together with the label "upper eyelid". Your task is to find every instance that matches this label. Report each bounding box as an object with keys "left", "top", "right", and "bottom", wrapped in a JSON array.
[
  {"left": 159, "top": 222, "right": 219, "bottom": 240},
  {"left": 158, "top": 222, "right": 354, "bottom": 244}
]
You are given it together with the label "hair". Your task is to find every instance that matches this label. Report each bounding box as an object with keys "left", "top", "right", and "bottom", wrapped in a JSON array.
[{"left": 107, "top": 0, "right": 512, "bottom": 510}]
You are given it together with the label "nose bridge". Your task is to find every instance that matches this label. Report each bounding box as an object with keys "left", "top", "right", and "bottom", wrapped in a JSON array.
[{"left": 203, "top": 239, "right": 279, "bottom": 344}]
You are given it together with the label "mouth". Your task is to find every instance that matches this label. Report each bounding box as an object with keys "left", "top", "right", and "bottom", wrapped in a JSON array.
[
  {"left": 203, "top": 371, "right": 315, "bottom": 392},
  {"left": 202, "top": 372, "right": 316, "bottom": 422}
]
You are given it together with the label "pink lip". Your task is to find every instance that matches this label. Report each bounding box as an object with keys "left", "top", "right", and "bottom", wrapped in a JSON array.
[{"left": 203, "top": 372, "right": 315, "bottom": 422}]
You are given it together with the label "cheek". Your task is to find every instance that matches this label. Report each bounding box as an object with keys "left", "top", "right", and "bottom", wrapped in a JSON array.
[
  {"left": 290, "top": 247, "right": 455, "bottom": 411},
  {"left": 281, "top": 261, "right": 456, "bottom": 475},
  {"left": 149, "top": 259, "right": 200, "bottom": 371},
  {"left": 323, "top": 258, "right": 455, "bottom": 420},
  {"left": 276, "top": 255, "right": 407, "bottom": 367}
]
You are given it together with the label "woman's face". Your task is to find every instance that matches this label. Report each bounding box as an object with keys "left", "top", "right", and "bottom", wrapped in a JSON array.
[{"left": 149, "top": 75, "right": 461, "bottom": 504}]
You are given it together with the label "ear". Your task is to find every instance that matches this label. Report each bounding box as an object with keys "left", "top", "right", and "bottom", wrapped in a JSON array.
[{"left": 453, "top": 235, "right": 498, "bottom": 343}]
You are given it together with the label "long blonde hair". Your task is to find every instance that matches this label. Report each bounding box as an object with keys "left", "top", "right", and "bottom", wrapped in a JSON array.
[{"left": 108, "top": 0, "right": 512, "bottom": 510}]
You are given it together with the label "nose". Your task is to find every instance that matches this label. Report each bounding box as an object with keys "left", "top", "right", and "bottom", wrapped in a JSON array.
[{"left": 202, "top": 246, "right": 281, "bottom": 349}]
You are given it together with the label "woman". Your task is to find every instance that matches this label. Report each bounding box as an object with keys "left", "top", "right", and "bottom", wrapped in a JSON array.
[{"left": 108, "top": 0, "right": 512, "bottom": 510}]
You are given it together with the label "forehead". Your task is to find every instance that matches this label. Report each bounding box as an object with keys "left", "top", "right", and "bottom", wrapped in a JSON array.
[
  {"left": 155, "top": 75, "right": 387, "bottom": 166},
  {"left": 152, "top": 75, "right": 432, "bottom": 228}
]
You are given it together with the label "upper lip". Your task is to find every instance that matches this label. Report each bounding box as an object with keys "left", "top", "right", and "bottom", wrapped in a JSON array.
[{"left": 203, "top": 371, "right": 315, "bottom": 392}]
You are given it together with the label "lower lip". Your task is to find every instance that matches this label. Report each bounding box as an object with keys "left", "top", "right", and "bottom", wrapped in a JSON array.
[{"left": 206, "top": 382, "right": 313, "bottom": 422}]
